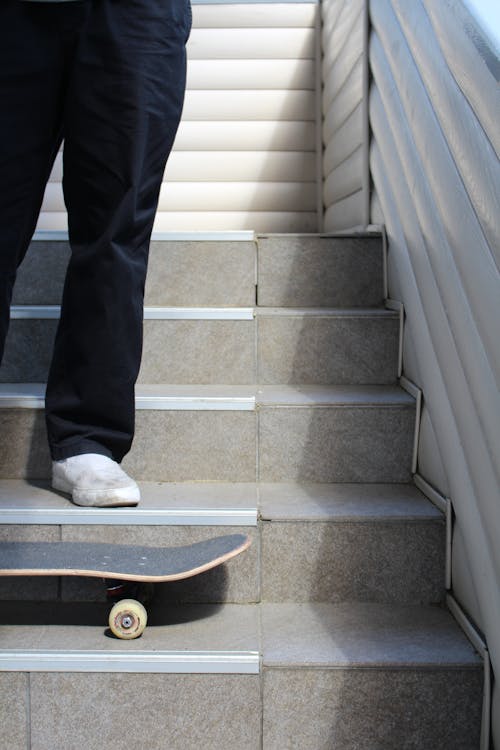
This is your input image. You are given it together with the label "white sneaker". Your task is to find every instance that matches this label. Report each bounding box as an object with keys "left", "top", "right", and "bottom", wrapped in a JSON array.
[{"left": 52, "top": 453, "right": 140, "bottom": 507}]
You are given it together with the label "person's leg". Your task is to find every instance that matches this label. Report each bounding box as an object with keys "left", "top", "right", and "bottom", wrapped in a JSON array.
[
  {"left": 0, "top": 1, "right": 66, "bottom": 363},
  {"left": 45, "top": 0, "right": 190, "bottom": 465}
]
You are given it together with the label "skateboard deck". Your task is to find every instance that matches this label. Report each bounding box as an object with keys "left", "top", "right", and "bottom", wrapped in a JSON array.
[
  {"left": 0, "top": 534, "right": 250, "bottom": 582},
  {"left": 0, "top": 534, "right": 251, "bottom": 639}
]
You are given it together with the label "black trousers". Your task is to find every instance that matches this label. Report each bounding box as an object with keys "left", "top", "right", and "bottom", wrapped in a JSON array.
[{"left": 0, "top": 0, "right": 190, "bottom": 462}]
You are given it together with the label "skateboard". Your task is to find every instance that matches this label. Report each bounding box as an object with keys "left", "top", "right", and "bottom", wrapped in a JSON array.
[{"left": 0, "top": 533, "right": 251, "bottom": 639}]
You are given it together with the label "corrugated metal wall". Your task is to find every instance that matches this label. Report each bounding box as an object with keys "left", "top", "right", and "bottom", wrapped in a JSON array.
[
  {"left": 368, "top": 0, "right": 500, "bottom": 745},
  {"left": 321, "top": 0, "right": 368, "bottom": 230},
  {"left": 36, "top": 2, "right": 319, "bottom": 234}
]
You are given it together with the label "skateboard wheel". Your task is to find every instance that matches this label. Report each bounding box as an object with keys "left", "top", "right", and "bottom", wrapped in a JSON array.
[{"left": 108, "top": 599, "right": 147, "bottom": 640}]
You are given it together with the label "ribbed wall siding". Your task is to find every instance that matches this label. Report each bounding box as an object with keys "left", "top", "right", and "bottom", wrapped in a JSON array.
[
  {"left": 368, "top": 0, "right": 500, "bottom": 744},
  {"left": 36, "top": 3, "right": 319, "bottom": 234},
  {"left": 321, "top": 0, "right": 368, "bottom": 230}
]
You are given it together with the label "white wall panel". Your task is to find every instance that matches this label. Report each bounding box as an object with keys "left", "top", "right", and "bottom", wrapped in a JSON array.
[
  {"left": 37, "top": 3, "right": 319, "bottom": 234},
  {"left": 369, "top": 1, "right": 500, "bottom": 743},
  {"left": 193, "top": 3, "right": 317, "bottom": 28},
  {"left": 182, "top": 90, "right": 316, "bottom": 120},
  {"left": 321, "top": 0, "right": 367, "bottom": 230},
  {"left": 187, "top": 28, "right": 315, "bottom": 58},
  {"left": 174, "top": 121, "right": 317, "bottom": 151},
  {"left": 323, "top": 146, "right": 363, "bottom": 204},
  {"left": 323, "top": 102, "right": 363, "bottom": 173},
  {"left": 322, "top": 59, "right": 363, "bottom": 141},
  {"left": 187, "top": 59, "right": 315, "bottom": 89},
  {"left": 323, "top": 189, "right": 364, "bottom": 230}
]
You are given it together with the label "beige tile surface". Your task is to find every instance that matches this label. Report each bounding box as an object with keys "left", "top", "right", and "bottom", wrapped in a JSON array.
[
  {"left": 257, "top": 312, "right": 398, "bottom": 384},
  {"left": 0, "top": 602, "right": 259, "bottom": 652},
  {"left": 145, "top": 241, "right": 256, "bottom": 306},
  {"left": 0, "top": 410, "right": 51, "bottom": 479},
  {"left": 257, "top": 235, "right": 383, "bottom": 307},
  {"left": 263, "top": 668, "right": 482, "bottom": 750},
  {"left": 138, "top": 319, "right": 255, "bottom": 384},
  {"left": 261, "top": 520, "right": 444, "bottom": 603},
  {"left": 12, "top": 241, "right": 70, "bottom": 305},
  {"left": 258, "top": 405, "right": 414, "bottom": 482},
  {"left": 31, "top": 673, "right": 261, "bottom": 750},
  {"left": 0, "top": 320, "right": 57, "bottom": 383},
  {"left": 0, "top": 673, "right": 29, "bottom": 750},
  {"left": 261, "top": 602, "right": 481, "bottom": 667},
  {"left": 124, "top": 410, "right": 256, "bottom": 481},
  {"left": 258, "top": 482, "right": 442, "bottom": 520}
]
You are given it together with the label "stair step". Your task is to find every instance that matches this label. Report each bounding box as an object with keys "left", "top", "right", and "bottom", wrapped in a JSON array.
[
  {"left": 257, "top": 234, "right": 384, "bottom": 307},
  {"left": 13, "top": 237, "right": 257, "bottom": 307},
  {"left": 260, "top": 483, "right": 444, "bottom": 604},
  {"left": 0, "top": 481, "right": 441, "bottom": 606},
  {"left": 1, "top": 307, "right": 399, "bottom": 385},
  {"left": 0, "top": 603, "right": 261, "bottom": 749},
  {"left": 15, "top": 235, "right": 384, "bottom": 311},
  {"left": 0, "top": 601, "right": 482, "bottom": 750},
  {"left": 262, "top": 602, "right": 482, "bottom": 750},
  {"left": 0, "top": 480, "right": 257, "bottom": 525},
  {"left": 0, "top": 384, "right": 415, "bottom": 482},
  {"left": 0, "top": 487, "right": 259, "bottom": 604}
]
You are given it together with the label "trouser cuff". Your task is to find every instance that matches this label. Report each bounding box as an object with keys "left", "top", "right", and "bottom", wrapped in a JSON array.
[{"left": 50, "top": 439, "right": 114, "bottom": 462}]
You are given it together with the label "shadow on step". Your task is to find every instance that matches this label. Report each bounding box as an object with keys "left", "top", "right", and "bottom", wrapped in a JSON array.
[{"left": 0, "top": 599, "right": 223, "bottom": 628}]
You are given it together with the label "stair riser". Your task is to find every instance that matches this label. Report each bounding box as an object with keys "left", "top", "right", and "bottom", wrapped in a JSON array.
[
  {"left": 13, "top": 241, "right": 257, "bottom": 307},
  {"left": 1, "top": 315, "right": 399, "bottom": 385},
  {"left": 258, "top": 404, "right": 415, "bottom": 483},
  {"left": 261, "top": 520, "right": 445, "bottom": 604},
  {"left": 0, "top": 404, "right": 414, "bottom": 482},
  {"left": 13, "top": 237, "right": 384, "bottom": 309},
  {"left": 2, "top": 672, "right": 261, "bottom": 750},
  {"left": 263, "top": 668, "right": 482, "bottom": 750},
  {"left": 0, "top": 524, "right": 259, "bottom": 604},
  {"left": 257, "top": 235, "right": 384, "bottom": 307},
  {"left": 0, "top": 519, "right": 443, "bottom": 606}
]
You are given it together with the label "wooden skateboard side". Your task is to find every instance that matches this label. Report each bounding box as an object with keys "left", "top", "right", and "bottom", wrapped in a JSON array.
[{"left": 0, "top": 534, "right": 251, "bottom": 583}]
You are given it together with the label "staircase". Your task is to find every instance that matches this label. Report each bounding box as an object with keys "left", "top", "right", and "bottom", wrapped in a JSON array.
[{"left": 0, "top": 233, "right": 483, "bottom": 749}]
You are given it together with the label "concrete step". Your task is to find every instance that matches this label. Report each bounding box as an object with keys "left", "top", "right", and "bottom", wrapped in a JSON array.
[
  {"left": 0, "top": 481, "right": 441, "bottom": 606},
  {"left": 13, "top": 234, "right": 383, "bottom": 312},
  {"left": 13, "top": 236, "right": 257, "bottom": 307},
  {"left": 262, "top": 602, "right": 482, "bottom": 750},
  {"left": 259, "top": 482, "right": 444, "bottom": 604},
  {"left": 0, "top": 384, "right": 415, "bottom": 482},
  {"left": 0, "top": 481, "right": 259, "bottom": 605},
  {"left": 0, "top": 602, "right": 261, "bottom": 750},
  {"left": 0, "top": 601, "right": 482, "bottom": 750},
  {"left": 1, "top": 307, "right": 399, "bottom": 385},
  {"left": 257, "top": 234, "right": 384, "bottom": 307}
]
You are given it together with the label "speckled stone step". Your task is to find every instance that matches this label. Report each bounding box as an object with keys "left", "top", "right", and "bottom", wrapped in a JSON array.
[
  {"left": 0, "top": 601, "right": 482, "bottom": 750},
  {"left": 0, "top": 480, "right": 441, "bottom": 606},
  {"left": 0, "top": 385, "right": 415, "bottom": 482},
  {"left": 12, "top": 238, "right": 257, "bottom": 307},
  {"left": 0, "top": 480, "right": 258, "bottom": 604},
  {"left": 259, "top": 482, "right": 444, "bottom": 604},
  {"left": 0, "top": 603, "right": 261, "bottom": 750},
  {"left": 14, "top": 235, "right": 383, "bottom": 311},
  {"left": 257, "top": 234, "right": 384, "bottom": 307},
  {"left": 262, "top": 602, "right": 482, "bottom": 750},
  {"left": 1, "top": 307, "right": 399, "bottom": 385}
]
